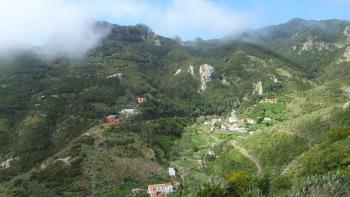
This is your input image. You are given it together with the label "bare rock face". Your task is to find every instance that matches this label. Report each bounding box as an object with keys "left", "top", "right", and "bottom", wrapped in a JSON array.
[
  {"left": 188, "top": 65, "right": 195, "bottom": 76},
  {"left": 253, "top": 81, "right": 263, "bottom": 95},
  {"left": 153, "top": 37, "right": 161, "bottom": 46},
  {"left": 199, "top": 64, "right": 214, "bottom": 92},
  {"left": 301, "top": 36, "right": 314, "bottom": 51},
  {"left": 299, "top": 35, "right": 331, "bottom": 54},
  {"left": 221, "top": 76, "right": 230, "bottom": 86},
  {"left": 344, "top": 26, "right": 350, "bottom": 37},
  {"left": 0, "top": 157, "right": 18, "bottom": 169},
  {"left": 106, "top": 73, "right": 123, "bottom": 80},
  {"left": 343, "top": 46, "right": 350, "bottom": 61},
  {"left": 174, "top": 69, "right": 181, "bottom": 76}
]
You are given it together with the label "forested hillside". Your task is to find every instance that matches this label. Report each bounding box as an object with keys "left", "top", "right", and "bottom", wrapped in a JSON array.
[{"left": 0, "top": 19, "right": 349, "bottom": 196}]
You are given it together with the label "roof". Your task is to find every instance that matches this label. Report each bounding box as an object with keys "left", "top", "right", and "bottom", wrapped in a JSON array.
[
  {"left": 120, "top": 109, "right": 138, "bottom": 113},
  {"left": 168, "top": 168, "right": 176, "bottom": 175},
  {"left": 148, "top": 183, "right": 173, "bottom": 188}
]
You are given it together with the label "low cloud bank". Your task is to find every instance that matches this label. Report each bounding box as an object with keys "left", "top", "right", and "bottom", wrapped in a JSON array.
[{"left": 0, "top": 0, "right": 255, "bottom": 59}]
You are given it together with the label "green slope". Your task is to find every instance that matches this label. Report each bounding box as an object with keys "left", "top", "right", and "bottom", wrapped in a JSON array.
[{"left": 0, "top": 19, "right": 349, "bottom": 196}]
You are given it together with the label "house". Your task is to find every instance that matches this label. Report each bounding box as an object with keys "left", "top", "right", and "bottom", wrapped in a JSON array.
[
  {"left": 264, "top": 98, "right": 278, "bottom": 104},
  {"left": 137, "top": 96, "right": 147, "bottom": 104},
  {"left": 211, "top": 118, "right": 222, "bottom": 126},
  {"left": 168, "top": 168, "right": 176, "bottom": 176},
  {"left": 147, "top": 183, "right": 174, "bottom": 197},
  {"left": 120, "top": 109, "right": 139, "bottom": 117},
  {"left": 106, "top": 115, "right": 120, "bottom": 124}
]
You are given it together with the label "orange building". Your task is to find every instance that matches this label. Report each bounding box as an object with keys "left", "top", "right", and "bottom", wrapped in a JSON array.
[
  {"left": 137, "top": 96, "right": 147, "bottom": 104},
  {"left": 106, "top": 115, "right": 120, "bottom": 124}
]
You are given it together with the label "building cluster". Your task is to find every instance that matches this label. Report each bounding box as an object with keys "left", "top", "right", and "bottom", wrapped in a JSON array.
[
  {"left": 105, "top": 96, "right": 147, "bottom": 125},
  {"left": 132, "top": 168, "right": 179, "bottom": 197},
  {"left": 203, "top": 111, "right": 249, "bottom": 133},
  {"left": 147, "top": 183, "right": 176, "bottom": 197}
]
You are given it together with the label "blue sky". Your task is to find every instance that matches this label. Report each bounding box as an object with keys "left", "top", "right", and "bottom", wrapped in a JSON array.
[
  {"left": 92, "top": 0, "right": 350, "bottom": 39},
  {"left": 1, "top": 0, "right": 350, "bottom": 45}
]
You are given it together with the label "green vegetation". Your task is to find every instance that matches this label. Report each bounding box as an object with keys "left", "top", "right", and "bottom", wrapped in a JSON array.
[{"left": 0, "top": 19, "right": 350, "bottom": 196}]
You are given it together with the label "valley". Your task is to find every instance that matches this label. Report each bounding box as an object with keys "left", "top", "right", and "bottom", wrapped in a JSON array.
[{"left": 0, "top": 18, "right": 349, "bottom": 196}]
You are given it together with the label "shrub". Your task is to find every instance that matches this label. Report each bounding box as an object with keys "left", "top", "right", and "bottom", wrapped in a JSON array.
[
  {"left": 271, "top": 175, "right": 293, "bottom": 193},
  {"left": 255, "top": 173, "right": 271, "bottom": 196},
  {"left": 326, "top": 127, "right": 350, "bottom": 142},
  {"left": 288, "top": 171, "right": 349, "bottom": 197},
  {"left": 196, "top": 178, "right": 228, "bottom": 197},
  {"left": 226, "top": 171, "right": 251, "bottom": 195}
]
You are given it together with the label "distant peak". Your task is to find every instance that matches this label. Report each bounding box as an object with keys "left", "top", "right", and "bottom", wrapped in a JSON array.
[{"left": 287, "top": 18, "right": 307, "bottom": 24}]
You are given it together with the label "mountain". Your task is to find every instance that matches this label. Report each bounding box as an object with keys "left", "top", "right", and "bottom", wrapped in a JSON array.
[
  {"left": 0, "top": 19, "right": 349, "bottom": 196},
  {"left": 237, "top": 18, "right": 350, "bottom": 80}
]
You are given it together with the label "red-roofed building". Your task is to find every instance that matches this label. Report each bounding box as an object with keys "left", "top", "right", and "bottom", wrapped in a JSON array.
[{"left": 106, "top": 115, "right": 120, "bottom": 124}]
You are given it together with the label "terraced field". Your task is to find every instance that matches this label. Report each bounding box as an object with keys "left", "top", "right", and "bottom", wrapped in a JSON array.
[{"left": 170, "top": 121, "right": 256, "bottom": 193}]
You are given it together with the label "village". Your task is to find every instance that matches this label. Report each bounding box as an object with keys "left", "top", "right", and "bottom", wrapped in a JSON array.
[
  {"left": 0, "top": 91, "right": 280, "bottom": 197},
  {"left": 101, "top": 95, "right": 279, "bottom": 197}
]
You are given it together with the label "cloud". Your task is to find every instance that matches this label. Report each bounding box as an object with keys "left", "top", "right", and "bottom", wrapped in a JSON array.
[
  {"left": 153, "top": 0, "right": 255, "bottom": 39},
  {"left": 0, "top": 0, "right": 112, "bottom": 58},
  {"left": 0, "top": 0, "right": 256, "bottom": 57},
  {"left": 81, "top": 0, "right": 257, "bottom": 40}
]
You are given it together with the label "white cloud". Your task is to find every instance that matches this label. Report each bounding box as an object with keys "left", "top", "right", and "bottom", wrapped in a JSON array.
[
  {"left": 153, "top": 0, "right": 254, "bottom": 39},
  {"left": 0, "top": 0, "right": 256, "bottom": 57},
  {"left": 0, "top": 0, "right": 111, "bottom": 58}
]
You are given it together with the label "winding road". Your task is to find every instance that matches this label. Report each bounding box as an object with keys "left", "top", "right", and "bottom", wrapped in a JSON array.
[{"left": 230, "top": 140, "right": 262, "bottom": 174}]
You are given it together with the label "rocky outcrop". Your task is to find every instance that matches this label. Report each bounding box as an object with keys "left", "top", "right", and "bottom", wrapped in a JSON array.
[
  {"left": 221, "top": 76, "right": 230, "bottom": 86},
  {"left": 301, "top": 36, "right": 314, "bottom": 51},
  {"left": 174, "top": 69, "right": 181, "bottom": 76},
  {"left": 57, "top": 156, "right": 75, "bottom": 165},
  {"left": 277, "top": 68, "right": 292, "bottom": 78},
  {"left": 188, "top": 65, "right": 194, "bottom": 76},
  {"left": 199, "top": 64, "right": 214, "bottom": 92},
  {"left": 106, "top": 73, "right": 123, "bottom": 80},
  {"left": 299, "top": 36, "right": 331, "bottom": 54},
  {"left": 0, "top": 157, "right": 18, "bottom": 169},
  {"left": 153, "top": 38, "right": 161, "bottom": 46},
  {"left": 342, "top": 46, "right": 350, "bottom": 61},
  {"left": 254, "top": 81, "right": 263, "bottom": 95}
]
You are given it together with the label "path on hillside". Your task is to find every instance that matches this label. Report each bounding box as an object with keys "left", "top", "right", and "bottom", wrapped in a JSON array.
[{"left": 229, "top": 140, "right": 262, "bottom": 174}]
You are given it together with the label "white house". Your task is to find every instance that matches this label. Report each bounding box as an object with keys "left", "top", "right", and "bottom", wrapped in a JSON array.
[
  {"left": 120, "top": 109, "right": 139, "bottom": 117},
  {"left": 168, "top": 168, "right": 176, "bottom": 176}
]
